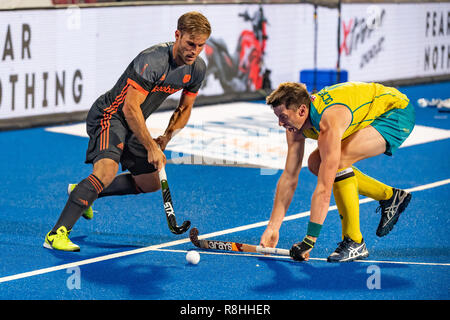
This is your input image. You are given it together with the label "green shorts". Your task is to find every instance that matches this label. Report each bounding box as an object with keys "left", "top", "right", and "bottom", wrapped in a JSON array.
[{"left": 371, "top": 102, "right": 415, "bottom": 156}]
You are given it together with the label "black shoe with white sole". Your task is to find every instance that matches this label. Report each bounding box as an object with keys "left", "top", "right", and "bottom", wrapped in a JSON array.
[
  {"left": 376, "top": 188, "right": 412, "bottom": 237},
  {"left": 327, "top": 237, "right": 369, "bottom": 263}
]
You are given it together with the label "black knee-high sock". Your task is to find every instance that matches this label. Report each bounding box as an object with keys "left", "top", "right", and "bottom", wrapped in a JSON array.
[
  {"left": 97, "top": 173, "right": 143, "bottom": 198},
  {"left": 52, "top": 174, "right": 104, "bottom": 233}
]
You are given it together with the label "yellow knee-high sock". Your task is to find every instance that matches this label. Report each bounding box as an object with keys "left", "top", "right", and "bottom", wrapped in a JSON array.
[
  {"left": 333, "top": 168, "right": 363, "bottom": 243},
  {"left": 352, "top": 166, "right": 393, "bottom": 201}
]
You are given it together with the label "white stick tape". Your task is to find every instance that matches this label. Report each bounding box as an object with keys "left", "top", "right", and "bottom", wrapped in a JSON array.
[
  {"left": 256, "top": 246, "right": 290, "bottom": 256},
  {"left": 159, "top": 167, "right": 167, "bottom": 181}
]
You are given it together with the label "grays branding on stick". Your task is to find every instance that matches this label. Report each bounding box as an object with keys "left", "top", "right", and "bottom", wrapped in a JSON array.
[
  {"left": 189, "top": 227, "right": 291, "bottom": 256},
  {"left": 159, "top": 167, "right": 190, "bottom": 235}
]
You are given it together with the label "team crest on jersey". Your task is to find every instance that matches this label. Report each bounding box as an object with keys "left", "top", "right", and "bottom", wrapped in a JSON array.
[{"left": 183, "top": 74, "right": 191, "bottom": 83}]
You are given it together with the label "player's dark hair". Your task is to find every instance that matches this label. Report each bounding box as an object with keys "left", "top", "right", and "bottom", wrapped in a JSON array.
[
  {"left": 177, "top": 11, "right": 212, "bottom": 37},
  {"left": 266, "top": 82, "right": 311, "bottom": 111}
]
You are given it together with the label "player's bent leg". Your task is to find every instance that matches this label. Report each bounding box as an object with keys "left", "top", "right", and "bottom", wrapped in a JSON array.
[
  {"left": 339, "top": 125, "right": 386, "bottom": 168},
  {"left": 92, "top": 158, "right": 120, "bottom": 187},
  {"left": 44, "top": 159, "right": 117, "bottom": 252},
  {"left": 309, "top": 140, "right": 392, "bottom": 203},
  {"left": 133, "top": 171, "right": 161, "bottom": 193},
  {"left": 68, "top": 184, "right": 94, "bottom": 220},
  {"left": 333, "top": 168, "right": 363, "bottom": 243},
  {"left": 98, "top": 172, "right": 144, "bottom": 198},
  {"left": 352, "top": 167, "right": 393, "bottom": 201},
  {"left": 342, "top": 127, "right": 394, "bottom": 201},
  {"left": 307, "top": 148, "right": 320, "bottom": 176},
  {"left": 339, "top": 125, "right": 412, "bottom": 237},
  {"left": 69, "top": 158, "right": 125, "bottom": 220},
  {"left": 120, "top": 148, "right": 160, "bottom": 193},
  {"left": 309, "top": 125, "right": 386, "bottom": 176}
]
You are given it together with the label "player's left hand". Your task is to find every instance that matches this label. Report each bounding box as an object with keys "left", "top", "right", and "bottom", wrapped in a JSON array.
[
  {"left": 290, "top": 236, "right": 315, "bottom": 261},
  {"left": 260, "top": 225, "right": 280, "bottom": 249},
  {"left": 155, "top": 135, "right": 170, "bottom": 151}
]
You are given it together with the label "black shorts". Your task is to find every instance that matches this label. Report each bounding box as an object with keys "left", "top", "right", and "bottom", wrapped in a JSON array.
[{"left": 85, "top": 106, "right": 157, "bottom": 176}]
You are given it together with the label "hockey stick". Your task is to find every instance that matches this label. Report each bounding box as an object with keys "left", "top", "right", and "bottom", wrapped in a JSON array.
[
  {"left": 159, "top": 166, "right": 191, "bottom": 235},
  {"left": 189, "top": 227, "right": 291, "bottom": 256}
]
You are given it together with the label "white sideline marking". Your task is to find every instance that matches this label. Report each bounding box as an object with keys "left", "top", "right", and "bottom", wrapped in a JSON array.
[{"left": 0, "top": 178, "right": 449, "bottom": 283}]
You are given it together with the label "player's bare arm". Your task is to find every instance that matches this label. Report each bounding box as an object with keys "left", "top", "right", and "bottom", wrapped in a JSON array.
[
  {"left": 290, "top": 105, "right": 351, "bottom": 262},
  {"left": 156, "top": 92, "right": 197, "bottom": 150},
  {"left": 308, "top": 105, "right": 351, "bottom": 240},
  {"left": 260, "top": 130, "right": 305, "bottom": 248},
  {"left": 122, "top": 86, "right": 166, "bottom": 171}
]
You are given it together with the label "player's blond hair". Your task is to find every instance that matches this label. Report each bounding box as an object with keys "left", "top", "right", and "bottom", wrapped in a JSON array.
[
  {"left": 266, "top": 82, "right": 311, "bottom": 110},
  {"left": 177, "top": 11, "right": 212, "bottom": 37}
]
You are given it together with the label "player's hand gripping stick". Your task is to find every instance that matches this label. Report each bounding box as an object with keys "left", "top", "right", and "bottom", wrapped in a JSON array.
[{"left": 190, "top": 227, "right": 291, "bottom": 256}]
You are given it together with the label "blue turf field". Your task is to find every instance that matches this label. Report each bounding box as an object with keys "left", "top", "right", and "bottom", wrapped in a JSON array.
[{"left": 0, "top": 83, "right": 449, "bottom": 303}]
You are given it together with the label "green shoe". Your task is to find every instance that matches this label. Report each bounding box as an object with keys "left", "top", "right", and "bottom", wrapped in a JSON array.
[
  {"left": 68, "top": 184, "right": 94, "bottom": 220},
  {"left": 43, "top": 226, "right": 80, "bottom": 252}
]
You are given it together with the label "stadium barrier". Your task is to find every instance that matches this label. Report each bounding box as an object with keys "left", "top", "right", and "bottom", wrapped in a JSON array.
[{"left": 0, "top": 0, "right": 449, "bottom": 130}]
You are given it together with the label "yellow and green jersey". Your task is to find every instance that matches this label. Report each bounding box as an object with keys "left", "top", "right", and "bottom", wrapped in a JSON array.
[{"left": 302, "top": 82, "right": 410, "bottom": 140}]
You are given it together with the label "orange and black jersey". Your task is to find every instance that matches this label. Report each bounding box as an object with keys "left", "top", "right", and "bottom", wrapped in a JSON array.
[
  {"left": 90, "top": 42, "right": 206, "bottom": 121},
  {"left": 84, "top": 42, "right": 206, "bottom": 166}
]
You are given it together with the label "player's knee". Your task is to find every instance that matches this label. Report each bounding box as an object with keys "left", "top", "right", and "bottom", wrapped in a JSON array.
[
  {"left": 308, "top": 160, "right": 319, "bottom": 176},
  {"left": 339, "top": 143, "right": 359, "bottom": 169},
  {"left": 93, "top": 158, "right": 119, "bottom": 187},
  {"left": 133, "top": 173, "right": 161, "bottom": 193},
  {"left": 338, "top": 153, "right": 355, "bottom": 169},
  {"left": 308, "top": 152, "right": 320, "bottom": 176},
  {"left": 138, "top": 183, "right": 161, "bottom": 193}
]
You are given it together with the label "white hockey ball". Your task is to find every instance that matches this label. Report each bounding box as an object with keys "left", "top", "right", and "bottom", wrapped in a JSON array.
[{"left": 186, "top": 250, "right": 200, "bottom": 265}]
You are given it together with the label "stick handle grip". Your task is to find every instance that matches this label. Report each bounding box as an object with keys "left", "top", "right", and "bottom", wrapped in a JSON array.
[
  {"left": 158, "top": 166, "right": 167, "bottom": 182},
  {"left": 256, "top": 246, "right": 290, "bottom": 256}
]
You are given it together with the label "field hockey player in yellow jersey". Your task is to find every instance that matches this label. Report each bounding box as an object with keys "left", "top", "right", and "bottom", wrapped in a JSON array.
[{"left": 260, "top": 81, "right": 415, "bottom": 262}]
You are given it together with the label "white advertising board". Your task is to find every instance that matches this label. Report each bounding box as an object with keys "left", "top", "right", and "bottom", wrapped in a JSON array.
[
  {"left": 0, "top": 3, "right": 449, "bottom": 121},
  {"left": 337, "top": 3, "right": 450, "bottom": 82}
]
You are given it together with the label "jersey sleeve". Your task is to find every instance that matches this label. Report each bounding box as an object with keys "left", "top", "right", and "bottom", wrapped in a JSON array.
[
  {"left": 182, "top": 57, "right": 206, "bottom": 97},
  {"left": 127, "top": 49, "right": 166, "bottom": 95}
]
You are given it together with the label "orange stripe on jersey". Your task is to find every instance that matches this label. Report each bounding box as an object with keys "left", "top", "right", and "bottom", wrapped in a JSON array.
[{"left": 127, "top": 78, "right": 149, "bottom": 95}]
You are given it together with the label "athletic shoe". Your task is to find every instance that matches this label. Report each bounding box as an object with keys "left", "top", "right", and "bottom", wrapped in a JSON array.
[
  {"left": 327, "top": 237, "right": 369, "bottom": 263},
  {"left": 376, "top": 188, "right": 411, "bottom": 237},
  {"left": 43, "top": 226, "right": 80, "bottom": 252},
  {"left": 68, "top": 184, "right": 94, "bottom": 220}
]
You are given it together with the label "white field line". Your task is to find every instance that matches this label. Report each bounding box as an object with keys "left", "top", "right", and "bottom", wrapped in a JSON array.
[
  {"left": 156, "top": 248, "right": 450, "bottom": 267},
  {"left": 0, "top": 178, "right": 449, "bottom": 284}
]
